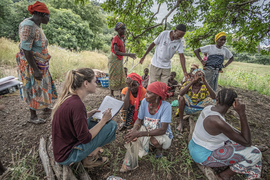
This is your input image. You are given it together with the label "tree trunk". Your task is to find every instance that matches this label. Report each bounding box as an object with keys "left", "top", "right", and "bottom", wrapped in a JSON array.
[{"left": 39, "top": 137, "right": 56, "bottom": 180}]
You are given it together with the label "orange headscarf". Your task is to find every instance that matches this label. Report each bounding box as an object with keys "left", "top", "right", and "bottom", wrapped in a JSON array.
[
  {"left": 147, "top": 81, "right": 170, "bottom": 100},
  {"left": 127, "top": 73, "right": 143, "bottom": 124},
  {"left": 28, "top": 1, "right": 50, "bottom": 15}
]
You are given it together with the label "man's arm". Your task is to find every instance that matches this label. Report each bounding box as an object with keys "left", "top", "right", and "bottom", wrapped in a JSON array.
[
  {"left": 140, "top": 42, "right": 156, "bottom": 64},
  {"left": 179, "top": 53, "right": 188, "bottom": 79}
]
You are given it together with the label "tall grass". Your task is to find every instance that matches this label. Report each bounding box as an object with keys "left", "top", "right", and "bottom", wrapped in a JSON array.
[{"left": 1, "top": 37, "right": 269, "bottom": 95}]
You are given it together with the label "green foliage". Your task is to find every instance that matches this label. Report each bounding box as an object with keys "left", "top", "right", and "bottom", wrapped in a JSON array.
[
  {"left": 42, "top": 7, "right": 93, "bottom": 50},
  {"left": 100, "top": 0, "right": 270, "bottom": 57},
  {"left": 49, "top": 0, "right": 105, "bottom": 35}
]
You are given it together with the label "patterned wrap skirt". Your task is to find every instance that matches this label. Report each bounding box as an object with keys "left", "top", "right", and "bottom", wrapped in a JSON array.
[
  {"left": 108, "top": 53, "right": 126, "bottom": 91},
  {"left": 202, "top": 141, "right": 262, "bottom": 180},
  {"left": 16, "top": 50, "right": 57, "bottom": 110}
]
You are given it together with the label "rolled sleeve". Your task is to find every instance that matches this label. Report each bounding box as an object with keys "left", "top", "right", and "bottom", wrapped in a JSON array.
[
  {"left": 200, "top": 45, "right": 210, "bottom": 54},
  {"left": 153, "top": 31, "right": 165, "bottom": 45}
]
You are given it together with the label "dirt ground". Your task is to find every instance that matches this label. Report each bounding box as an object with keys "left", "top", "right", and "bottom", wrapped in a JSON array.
[{"left": 0, "top": 83, "right": 269, "bottom": 180}]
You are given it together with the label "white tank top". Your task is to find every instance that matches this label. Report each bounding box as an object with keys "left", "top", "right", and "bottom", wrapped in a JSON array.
[{"left": 192, "top": 105, "right": 232, "bottom": 151}]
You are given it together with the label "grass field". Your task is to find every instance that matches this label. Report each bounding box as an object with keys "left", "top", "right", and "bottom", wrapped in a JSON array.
[{"left": 1, "top": 37, "right": 269, "bottom": 96}]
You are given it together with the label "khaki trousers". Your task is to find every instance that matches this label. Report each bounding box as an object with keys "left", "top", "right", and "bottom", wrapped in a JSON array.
[{"left": 149, "top": 64, "right": 171, "bottom": 85}]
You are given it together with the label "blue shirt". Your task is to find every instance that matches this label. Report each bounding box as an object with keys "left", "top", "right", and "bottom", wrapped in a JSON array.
[{"left": 138, "top": 99, "right": 173, "bottom": 139}]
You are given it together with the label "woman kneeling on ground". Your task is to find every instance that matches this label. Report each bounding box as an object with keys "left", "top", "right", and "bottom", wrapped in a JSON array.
[
  {"left": 176, "top": 69, "right": 216, "bottom": 133},
  {"left": 52, "top": 68, "right": 117, "bottom": 168},
  {"left": 189, "top": 88, "right": 267, "bottom": 180},
  {"left": 121, "top": 81, "right": 173, "bottom": 171},
  {"left": 119, "top": 73, "right": 147, "bottom": 131}
]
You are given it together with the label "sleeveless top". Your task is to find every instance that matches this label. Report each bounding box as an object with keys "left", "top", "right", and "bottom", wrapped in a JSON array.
[{"left": 192, "top": 105, "right": 232, "bottom": 151}]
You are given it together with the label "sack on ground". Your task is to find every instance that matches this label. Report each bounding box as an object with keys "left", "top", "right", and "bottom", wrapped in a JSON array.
[{"left": 120, "top": 141, "right": 139, "bottom": 172}]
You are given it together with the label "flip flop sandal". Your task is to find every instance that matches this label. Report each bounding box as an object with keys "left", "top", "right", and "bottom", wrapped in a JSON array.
[
  {"left": 255, "top": 144, "right": 269, "bottom": 152},
  {"left": 28, "top": 118, "right": 46, "bottom": 124},
  {"left": 155, "top": 153, "right": 163, "bottom": 159}
]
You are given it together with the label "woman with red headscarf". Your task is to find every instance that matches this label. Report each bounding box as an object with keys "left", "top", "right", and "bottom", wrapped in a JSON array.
[
  {"left": 16, "top": 1, "right": 57, "bottom": 124},
  {"left": 120, "top": 81, "right": 173, "bottom": 172},
  {"left": 119, "top": 73, "right": 147, "bottom": 131}
]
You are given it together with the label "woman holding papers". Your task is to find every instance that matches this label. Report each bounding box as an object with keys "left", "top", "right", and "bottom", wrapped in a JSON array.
[
  {"left": 52, "top": 68, "right": 117, "bottom": 168},
  {"left": 119, "top": 73, "right": 147, "bottom": 131}
]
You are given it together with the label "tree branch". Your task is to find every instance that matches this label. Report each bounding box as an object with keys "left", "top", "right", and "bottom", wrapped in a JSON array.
[
  {"left": 136, "top": 0, "right": 148, "bottom": 15},
  {"left": 147, "top": 3, "right": 161, "bottom": 27},
  {"left": 229, "top": 0, "right": 259, "bottom": 7},
  {"left": 134, "top": 0, "right": 182, "bottom": 39}
]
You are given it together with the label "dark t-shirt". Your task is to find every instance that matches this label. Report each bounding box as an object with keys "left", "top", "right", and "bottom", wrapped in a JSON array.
[
  {"left": 168, "top": 79, "right": 178, "bottom": 92},
  {"left": 52, "top": 95, "right": 92, "bottom": 162}
]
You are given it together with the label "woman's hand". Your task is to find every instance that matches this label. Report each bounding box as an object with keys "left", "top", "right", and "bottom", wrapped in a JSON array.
[
  {"left": 100, "top": 108, "right": 112, "bottom": 123},
  {"left": 192, "top": 73, "right": 200, "bottom": 83},
  {"left": 87, "top": 109, "right": 100, "bottom": 118},
  {"left": 233, "top": 98, "right": 245, "bottom": 115},
  {"left": 126, "top": 77, "right": 133, "bottom": 88},
  {"left": 33, "top": 69, "right": 43, "bottom": 81},
  {"left": 124, "top": 129, "right": 140, "bottom": 143},
  {"left": 129, "top": 53, "right": 136, "bottom": 59},
  {"left": 201, "top": 73, "right": 206, "bottom": 83}
]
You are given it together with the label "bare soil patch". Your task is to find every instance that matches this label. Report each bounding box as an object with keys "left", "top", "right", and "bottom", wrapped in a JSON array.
[{"left": 0, "top": 83, "right": 269, "bottom": 180}]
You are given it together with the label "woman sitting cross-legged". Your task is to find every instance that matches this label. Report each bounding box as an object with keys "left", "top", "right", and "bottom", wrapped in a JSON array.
[
  {"left": 119, "top": 73, "right": 147, "bottom": 131},
  {"left": 52, "top": 68, "right": 117, "bottom": 168},
  {"left": 189, "top": 89, "right": 267, "bottom": 180},
  {"left": 120, "top": 82, "right": 173, "bottom": 172},
  {"left": 176, "top": 69, "right": 216, "bottom": 132}
]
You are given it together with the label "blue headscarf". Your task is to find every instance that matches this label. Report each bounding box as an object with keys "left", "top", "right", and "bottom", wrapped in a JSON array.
[
  {"left": 192, "top": 68, "right": 205, "bottom": 75},
  {"left": 115, "top": 22, "right": 125, "bottom": 31}
]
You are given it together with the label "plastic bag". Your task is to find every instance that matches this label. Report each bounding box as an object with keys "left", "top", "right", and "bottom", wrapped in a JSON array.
[
  {"left": 138, "top": 136, "right": 150, "bottom": 158},
  {"left": 171, "top": 100, "right": 179, "bottom": 107},
  {"left": 120, "top": 141, "right": 140, "bottom": 172}
]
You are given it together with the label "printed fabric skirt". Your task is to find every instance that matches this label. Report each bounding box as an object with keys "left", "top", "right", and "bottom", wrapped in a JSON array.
[
  {"left": 16, "top": 51, "right": 57, "bottom": 110},
  {"left": 176, "top": 94, "right": 215, "bottom": 116},
  {"left": 108, "top": 53, "right": 126, "bottom": 91},
  {"left": 202, "top": 141, "right": 262, "bottom": 180}
]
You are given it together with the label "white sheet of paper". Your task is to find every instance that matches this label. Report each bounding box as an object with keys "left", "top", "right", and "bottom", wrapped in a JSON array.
[{"left": 92, "top": 96, "right": 124, "bottom": 120}]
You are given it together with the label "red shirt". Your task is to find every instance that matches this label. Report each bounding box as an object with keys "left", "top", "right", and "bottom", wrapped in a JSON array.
[
  {"left": 52, "top": 95, "right": 92, "bottom": 162},
  {"left": 111, "top": 35, "right": 125, "bottom": 60}
]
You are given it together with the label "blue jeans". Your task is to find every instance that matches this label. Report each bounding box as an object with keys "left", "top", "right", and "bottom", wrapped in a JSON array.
[{"left": 59, "top": 119, "right": 117, "bottom": 165}]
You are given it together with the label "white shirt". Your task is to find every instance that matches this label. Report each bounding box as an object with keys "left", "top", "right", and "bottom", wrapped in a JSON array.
[
  {"left": 151, "top": 30, "right": 184, "bottom": 69},
  {"left": 200, "top": 45, "right": 233, "bottom": 59}
]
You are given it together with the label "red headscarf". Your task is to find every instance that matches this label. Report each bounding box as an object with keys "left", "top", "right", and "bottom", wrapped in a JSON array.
[
  {"left": 127, "top": 73, "right": 143, "bottom": 124},
  {"left": 147, "top": 81, "right": 170, "bottom": 100},
  {"left": 28, "top": 1, "right": 50, "bottom": 15}
]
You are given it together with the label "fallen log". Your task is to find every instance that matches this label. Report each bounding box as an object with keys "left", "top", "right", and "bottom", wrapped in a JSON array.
[
  {"left": 40, "top": 135, "right": 92, "bottom": 180},
  {"left": 188, "top": 117, "right": 217, "bottom": 180},
  {"left": 39, "top": 137, "right": 55, "bottom": 180}
]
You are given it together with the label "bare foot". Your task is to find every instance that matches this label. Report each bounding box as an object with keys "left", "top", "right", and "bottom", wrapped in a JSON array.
[{"left": 176, "top": 121, "right": 183, "bottom": 132}]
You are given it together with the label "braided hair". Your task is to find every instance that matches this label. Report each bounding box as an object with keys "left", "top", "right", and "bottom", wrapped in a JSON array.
[{"left": 217, "top": 88, "right": 237, "bottom": 107}]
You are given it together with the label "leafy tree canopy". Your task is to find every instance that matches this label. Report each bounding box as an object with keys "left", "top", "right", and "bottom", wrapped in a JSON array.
[
  {"left": 97, "top": 0, "right": 270, "bottom": 57},
  {"left": 49, "top": 0, "right": 106, "bottom": 35},
  {"left": 43, "top": 6, "right": 94, "bottom": 50}
]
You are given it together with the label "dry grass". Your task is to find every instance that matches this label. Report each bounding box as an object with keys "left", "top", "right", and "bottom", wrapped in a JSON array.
[{"left": 1, "top": 37, "right": 269, "bottom": 95}]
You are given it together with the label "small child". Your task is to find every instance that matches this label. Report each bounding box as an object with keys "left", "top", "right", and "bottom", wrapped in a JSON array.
[
  {"left": 167, "top": 71, "right": 178, "bottom": 97},
  {"left": 141, "top": 68, "right": 149, "bottom": 89},
  {"left": 124, "top": 67, "right": 128, "bottom": 77}
]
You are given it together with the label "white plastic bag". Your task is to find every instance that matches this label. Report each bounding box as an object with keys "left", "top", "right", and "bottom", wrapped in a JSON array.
[{"left": 120, "top": 141, "right": 140, "bottom": 172}]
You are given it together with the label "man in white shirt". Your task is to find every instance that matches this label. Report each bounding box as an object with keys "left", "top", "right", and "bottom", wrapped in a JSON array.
[
  {"left": 140, "top": 24, "right": 188, "bottom": 84},
  {"left": 194, "top": 32, "right": 234, "bottom": 91}
]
